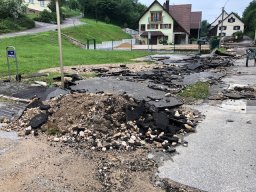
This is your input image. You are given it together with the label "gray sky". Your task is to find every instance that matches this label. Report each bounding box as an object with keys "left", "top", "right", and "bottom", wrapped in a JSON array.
[{"left": 139, "top": 0, "right": 251, "bottom": 22}]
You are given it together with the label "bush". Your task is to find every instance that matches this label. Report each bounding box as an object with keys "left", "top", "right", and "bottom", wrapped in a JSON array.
[
  {"left": 232, "top": 31, "right": 244, "bottom": 41},
  {"left": 34, "top": 10, "right": 55, "bottom": 24},
  {"left": 62, "top": 7, "right": 80, "bottom": 18},
  {"left": 16, "top": 16, "right": 35, "bottom": 29},
  {"left": 0, "top": 16, "right": 35, "bottom": 34}
]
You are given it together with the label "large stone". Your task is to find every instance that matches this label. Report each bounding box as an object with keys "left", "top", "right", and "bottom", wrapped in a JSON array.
[{"left": 29, "top": 113, "right": 48, "bottom": 129}]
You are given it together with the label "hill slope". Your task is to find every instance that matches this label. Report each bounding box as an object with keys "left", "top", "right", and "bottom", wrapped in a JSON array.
[{"left": 63, "top": 18, "right": 131, "bottom": 44}]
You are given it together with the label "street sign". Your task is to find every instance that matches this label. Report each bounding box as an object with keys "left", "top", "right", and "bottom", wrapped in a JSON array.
[
  {"left": 7, "top": 50, "right": 16, "bottom": 58},
  {"left": 6, "top": 46, "right": 20, "bottom": 81}
]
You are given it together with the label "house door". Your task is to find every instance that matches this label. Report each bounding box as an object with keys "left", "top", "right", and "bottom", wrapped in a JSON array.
[{"left": 150, "top": 36, "right": 158, "bottom": 45}]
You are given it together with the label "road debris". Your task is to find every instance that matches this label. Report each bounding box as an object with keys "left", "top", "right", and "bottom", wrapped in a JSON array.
[{"left": 5, "top": 93, "right": 203, "bottom": 153}]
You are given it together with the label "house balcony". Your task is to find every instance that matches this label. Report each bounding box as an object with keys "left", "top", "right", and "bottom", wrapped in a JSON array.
[{"left": 148, "top": 17, "right": 164, "bottom": 24}]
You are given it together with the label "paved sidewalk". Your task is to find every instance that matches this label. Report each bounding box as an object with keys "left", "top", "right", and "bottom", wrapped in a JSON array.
[{"left": 157, "top": 59, "right": 256, "bottom": 192}]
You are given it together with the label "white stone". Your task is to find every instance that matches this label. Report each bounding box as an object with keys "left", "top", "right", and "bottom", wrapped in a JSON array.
[
  {"left": 79, "top": 131, "right": 85, "bottom": 137},
  {"left": 53, "top": 137, "right": 60, "bottom": 142},
  {"left": 174, "top": 111, "right": 180, "bottom": 117},
  {"left": 34, "top": 81, "right": 48, "bottom": 87},
  {"left": 102, "top": 147, "right": 107, "bottom": 152}
]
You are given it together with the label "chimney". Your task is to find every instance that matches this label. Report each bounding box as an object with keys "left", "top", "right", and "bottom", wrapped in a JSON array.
[{"left": 166, "top": 0, "right": 170, "bottom": 12}]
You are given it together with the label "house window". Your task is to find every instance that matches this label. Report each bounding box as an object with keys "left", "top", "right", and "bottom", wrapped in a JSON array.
[
  {"left": 219, "top": 33, "right": 226, "bottom": 37},
  {"left": 40, "top": 0, "right": 45, "bottom": 7},
  {"left": 228, "top": 17, "right": 235, "bottom": 23},
  {"left": 219, "top": 26, "right": 227, "bottom": 30},
  {"left": 147, "top": 24, "right": 158, "bottom": 29},
  {"left": 151, "top": 12, "right": 162, "bottom": 22},
  {"left": 233, "top": 26, "right": 240, "bottom": 30},
  {"left": 160, "top": 24, "right": 171, "bottom": 29},
  {"left": 141, "top": 24, "right": 145, "bottom": 32}
]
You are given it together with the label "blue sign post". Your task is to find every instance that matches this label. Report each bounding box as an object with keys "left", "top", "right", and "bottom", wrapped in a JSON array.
[{"left": 6, "top": 46, "right": 19, "bottom": 81}]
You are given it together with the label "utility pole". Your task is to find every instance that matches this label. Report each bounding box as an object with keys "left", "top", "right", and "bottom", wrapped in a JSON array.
[
  {"left": 197, "top": 21, "right": 201, "bottom": 40},
  {"left": 219, "top": 7, "right": 225, "bottom": 47},
  {"left": 56, "top": 0, "right": 64, "bottom": 88}
]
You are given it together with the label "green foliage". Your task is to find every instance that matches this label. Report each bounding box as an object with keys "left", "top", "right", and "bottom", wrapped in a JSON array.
[
  {"left": 0, "top": 0, "right": 25, "bottom": 19},
  {"left": 62, "top": 7, "right": 81, "bottom": 18},
  {"left": 63, "top": 18, "right": 131, "bottom": 44},
  {"left": 34, "top": 10, "right": 55, "bottom": 23},
  {"left": 232, "top": 31, "right": 244, "bottom": 41},
  {"left": 0, "top": 16, "right": 35, "bottom": 34},
  {"left": 0, "top": 32, "right": 150, "bottom": 75},
  {"left": 209, "top": 37, "right": 220, "bottom": 50},
  {"left": 200, "top": 20, "right": 210, "bottom": 37},
  {"left": 0, "top": 0, "right": 34, "bottom": 33},
  {"left": 34, "top": 0, "right": 66, "bottom": 24},
  {"left": 242, "top": 0, "right": 256, "bottom": 38},
  {"left": 78, "top": 0, "right": 146, "bottom": 29},
  {"left": 179, "top": 82, "right": 209, "bottom": 100}
]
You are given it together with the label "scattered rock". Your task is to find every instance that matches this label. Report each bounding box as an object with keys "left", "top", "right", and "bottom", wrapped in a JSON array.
[
  {"left": 34, "top": 81, "right": 48, "bottom": 87},
  {"left": 25, "top": 126, "right": 32, "bottom": 135}
]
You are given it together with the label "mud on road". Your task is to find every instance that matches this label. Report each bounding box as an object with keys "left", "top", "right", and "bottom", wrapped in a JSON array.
[{"left": 0, "top": 136, "right": 162, "bottom": 192}]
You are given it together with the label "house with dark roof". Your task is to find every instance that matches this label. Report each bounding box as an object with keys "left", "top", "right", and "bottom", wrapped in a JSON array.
[
  {"left": 138, "top": 0, "right": 202, "bottom": 45},
  {"left": 209, "top": 11, "right": 244, "bottom": 37}
]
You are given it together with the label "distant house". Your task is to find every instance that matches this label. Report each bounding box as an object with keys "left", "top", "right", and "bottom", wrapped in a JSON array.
[
  {"left": 24, "top": 0, "right": 51, "bottom": 13},
  {"left": 138, "top": 0, "right": 202, "bottom": 45},
  {"left": 209, "top": 11, "right": 244, "bottom": 37}
]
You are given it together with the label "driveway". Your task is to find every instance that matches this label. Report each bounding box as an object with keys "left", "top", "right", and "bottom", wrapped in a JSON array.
[
  {"left": 157, "top": 58, "right": 256, "bottom": 192},
  {"left": 0, "top": 17, "right": 84, "bottom": 39}
]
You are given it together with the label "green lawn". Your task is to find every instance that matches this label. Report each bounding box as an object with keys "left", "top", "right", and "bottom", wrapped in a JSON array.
[
  {"left": 63, "top": 18, "right": 131, "bottom": 44},
  {"left": 0, "top": 32, "right": 149, "bottom": 76}
]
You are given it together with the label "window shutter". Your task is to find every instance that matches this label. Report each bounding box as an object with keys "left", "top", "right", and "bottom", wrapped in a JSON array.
[
  {"left": 156, "top": 24, "right": 158, "bottom": 29},
  {"left": 147, "top": 24, "right": 150, "bottom": 29}
]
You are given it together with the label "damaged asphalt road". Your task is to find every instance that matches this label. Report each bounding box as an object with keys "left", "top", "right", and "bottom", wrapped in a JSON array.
[{"left": 0, "top": 54, "right": 255, "bottom": 192}]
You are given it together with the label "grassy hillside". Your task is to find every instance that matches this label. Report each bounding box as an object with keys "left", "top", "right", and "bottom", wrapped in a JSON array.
[
  {"left": 0, "top": 32, "right": 149, "bottom": 76},
  {"left": 63, "top": 18, "right": 131, "bottom": 44}
]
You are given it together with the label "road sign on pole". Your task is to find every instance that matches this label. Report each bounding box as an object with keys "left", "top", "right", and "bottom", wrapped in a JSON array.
[{"left": 6, "top": 46, "right": 20, "bottom": 81}]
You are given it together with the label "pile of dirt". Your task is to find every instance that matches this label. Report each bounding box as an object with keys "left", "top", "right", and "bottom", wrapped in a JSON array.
[{"left": 6, "top": 93, "right": 202, "bottom": 153}]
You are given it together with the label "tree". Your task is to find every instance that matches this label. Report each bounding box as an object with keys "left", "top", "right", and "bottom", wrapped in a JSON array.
[
  {"left": 77, "top": 0, "right": 146, "bottom": 29},
  {"left": 0, "top": 0, "right": 25, "bottom": 19},
  {"left": 242, "top": 0, "right": 256, "bottom": 38},
  {"left": 200, "top": 20, "right": 209, "bottom": 37}
]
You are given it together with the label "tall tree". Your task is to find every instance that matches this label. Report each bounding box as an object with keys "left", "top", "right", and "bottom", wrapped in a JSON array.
[
  {"left": 243, "top": 0, "right": 256, "bottom": 38},
  {"left": 77, "top": 0, "right": 146, "bottom": 29},
  {"left": 200, "top": 20, "right": 209, "bottom": 37}
]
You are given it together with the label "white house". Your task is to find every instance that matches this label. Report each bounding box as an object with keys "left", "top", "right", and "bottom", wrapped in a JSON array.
[
  {"left": 138, "top": 0, "right": 202, "bottom": 45},
  {"left": 209, "top": 11, "right": 244, "bottom": 37},
  {"left": 24, "top": 0, "right": 51, "bottom": 13}
]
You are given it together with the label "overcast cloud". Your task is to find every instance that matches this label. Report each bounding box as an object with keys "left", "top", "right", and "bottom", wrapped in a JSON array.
[{"left": 139, "top": 0, "right": 251, "bottom": 22}]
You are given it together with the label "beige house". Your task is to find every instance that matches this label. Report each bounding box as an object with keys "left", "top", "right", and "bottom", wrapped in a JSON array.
[
  {"left": 24, "top": 0, "right": 51, "bottom": 13},
  {"left": 138, "top": 0, "right": 202, "bottom": 45},
  {"left": 139, "top": 1, "right": 174, "bottom": 45},
  {"left": 209, "top": 11, "right": 244, "bottom": 37}
]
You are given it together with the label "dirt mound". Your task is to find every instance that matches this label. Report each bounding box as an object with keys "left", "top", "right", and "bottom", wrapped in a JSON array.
[{"left": 47, "top": 93, "right": 134, "bottom": 135}]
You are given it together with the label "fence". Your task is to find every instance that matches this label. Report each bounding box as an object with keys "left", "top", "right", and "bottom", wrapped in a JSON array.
[{"left": 87, "top": 39, "right": 136, "bottom": 50}]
